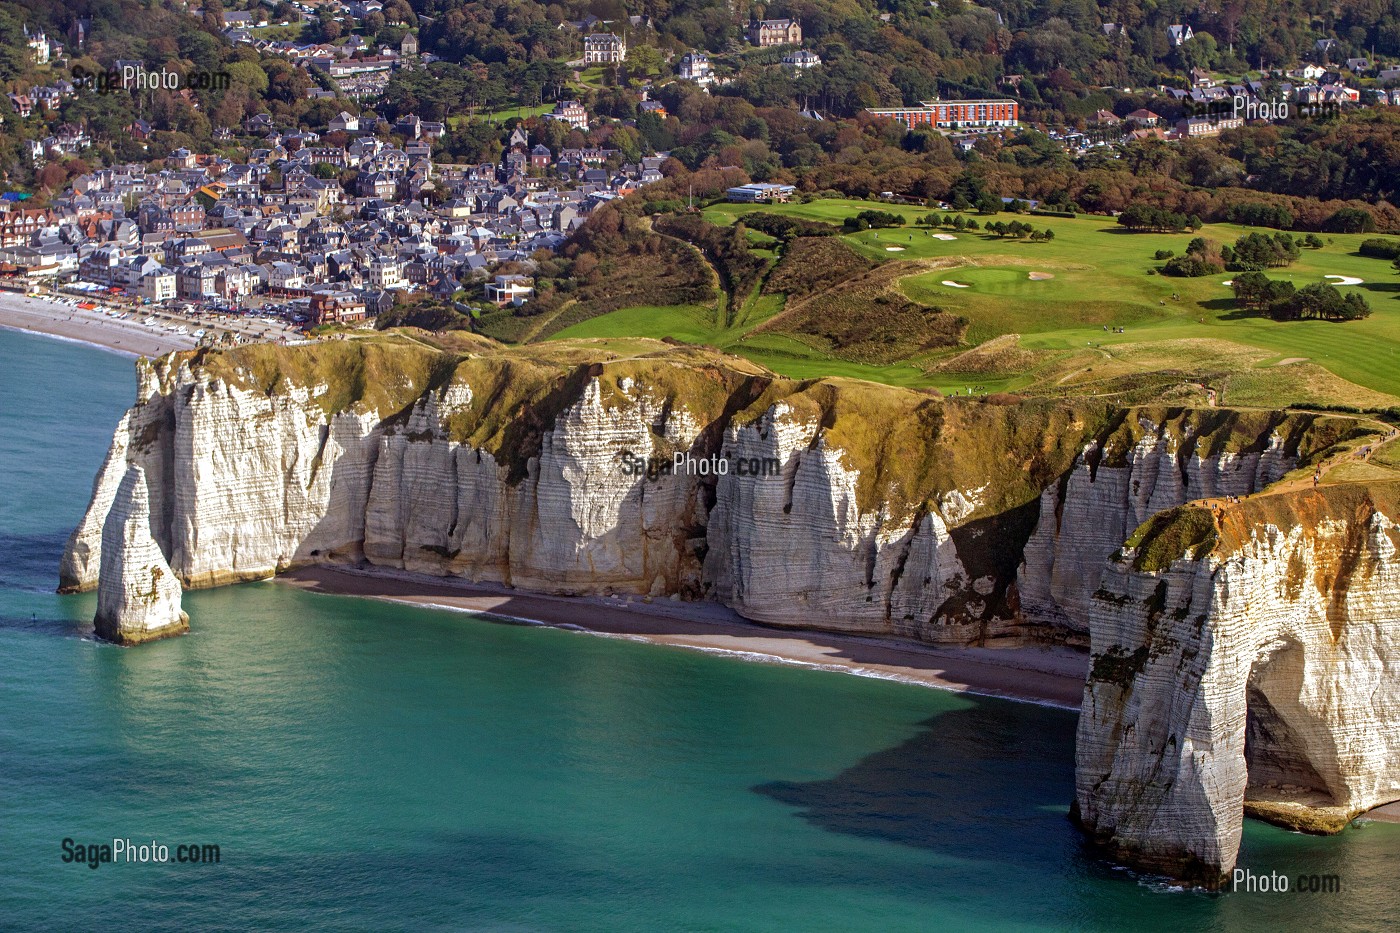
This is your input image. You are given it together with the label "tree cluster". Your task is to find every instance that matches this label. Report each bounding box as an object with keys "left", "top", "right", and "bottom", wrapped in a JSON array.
[{"left": 1233, "top": 275, "right": 1372, "bottom": 321}]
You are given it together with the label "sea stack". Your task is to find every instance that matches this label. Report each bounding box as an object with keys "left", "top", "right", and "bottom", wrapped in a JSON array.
[{"left": 94, "top": 465, "right": 189, "bottom": 645}]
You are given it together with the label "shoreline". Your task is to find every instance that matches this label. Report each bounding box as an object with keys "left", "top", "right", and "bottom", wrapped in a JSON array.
[
  {"left": 0, "top": 290, "right": 305, "bottom": 358},
  {"left": 0, "top": 291, "right": 195, "bottom": 357},
  {"left": 278, "top": 565, "right": 1089, "bottom": 709}
]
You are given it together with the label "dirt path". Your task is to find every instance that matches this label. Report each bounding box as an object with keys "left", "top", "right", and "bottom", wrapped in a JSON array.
[{"left": 1197, "top": 422, "right": 1400, "bottom": 511}]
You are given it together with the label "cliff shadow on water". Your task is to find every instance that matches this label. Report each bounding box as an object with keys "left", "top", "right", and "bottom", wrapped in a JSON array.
[{"left": 753, "top": 699, "right": 1115, "bottom": 922}]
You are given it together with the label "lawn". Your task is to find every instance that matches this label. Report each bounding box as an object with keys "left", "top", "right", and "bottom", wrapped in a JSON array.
[
  {"left": 552, "top": 304, "right": 721, "bottom": 343},
  {"left": 547, "top": 197, "right": 1400, "bottom": 405},
  {"left": 449, "top": 103, "right": 553, "bottom": 129}
]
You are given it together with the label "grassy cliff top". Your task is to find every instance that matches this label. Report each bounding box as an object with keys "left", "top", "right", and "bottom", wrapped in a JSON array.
[{"left": 1126, "top": 480, "right": 1400, "bottom": 573}]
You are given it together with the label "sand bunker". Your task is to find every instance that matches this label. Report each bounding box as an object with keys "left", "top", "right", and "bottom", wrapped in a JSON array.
[
  {"left": 1276, "top": 357, "right": 1308, "bottom": 366},
  {"left": 885, "top": 246, "right": 905, "bottom": 251},
  {"left": 1028, "top": 272, "right": 1054, "bottom": 281},
  {"left": 931, "top": 233, "right": 957, "bottom": 241},
  {"left": 1325, "top": 275, "right": 1364, "bottom": 286},
  {"left": 941, "top": 280, "right": 971, "bottom": 288},
  {"left": 1221, "top": 280, "right": 1234, "bottom": 286}
]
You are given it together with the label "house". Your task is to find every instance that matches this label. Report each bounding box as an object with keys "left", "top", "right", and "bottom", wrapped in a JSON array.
[
  {"left": 725, "top": 183, "right": 795, "bottom": 203},
  {"left": 678, "top": 52, "right": 713, "bottom": 86},
  {"left": 24, "top": 25, "right": 51, "bottom": 65},
  {"left": 177, "top": 263, "right": 219, "bottom": 299},
  {"left": 329, "top": 111, "right": 360, "bottom": 133},
  {"left": 1319, "top": 83, "right": 1361, "bottom": 103},
  {"left": 1125, "top": 108, "right": 1161, "bottom": 126},
  {"left": 400, "top": 33, "right": 419, "bottom": 57},
  {"left": 79, "top": 245, "right": 124, "bottom": 284},
  {"left": 367, "top": 256, "right": 403, "bottom": 288},
  {"left": 748, "top": 18, "right": 801, "bottom": 47},
  {"left": 1190, "top": 68, "right": 1217, "bottom": 87},
  {"left": 309, "top": 290, "right": 367, "bottom": 324},
  {"left": 1175, "top": 115, "right": 1243, "bottom": 137},
  {"left": 1314, "top": 38, "right": 1338, "bottom": 57},
  {"left": 138, "top": 268, "right": 177, "bottom": 302},
  {"left": 484, "top": 273, "right": 534, "bottom": 306},
  {"left": 1290, "top": 64, "right": 1326, "bottom": 81},
  {"left": 1101, "top": 23, "right": 1126, "bottom": 41},
  {"left": 1379, "top": 66, "right": 1400, "bottom": 83},
  {"left": 530, "top": 144, "right": 552, "bottom": 169},
  {"left": 638, "top": 99, "right": 668, "bottom": 117},
  {"left": 545, "top": 100, "right": 589, "bottom": 130},
  {"left": 1346, "top": 57, "right": 1371, "bottom": 73},
  {"left": 1166, "top": 24, "right": 1193, "bottom": 47},
  {"left": 267, "top": 261, "right": 305, "bottom": 290},
  {"left": 1090, "top": 110, "right": 1121, "bottom": 126},
  {"left": 782, "top": 49, "right": 820, "bottom": 71},
  {"left": 583, "top": 33, "right": 626, "bottom": 65}
]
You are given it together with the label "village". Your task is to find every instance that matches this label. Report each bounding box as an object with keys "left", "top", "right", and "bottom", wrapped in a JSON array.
[{"left": 3, "top": 5, "right": 1400, "bottom": 340}]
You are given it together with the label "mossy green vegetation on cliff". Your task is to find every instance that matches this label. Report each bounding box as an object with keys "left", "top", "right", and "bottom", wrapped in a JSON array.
[
  {"left": 186, "top": 338, "right": 453, "bottom": 419},
  {"left": 1123, "top": 478, "right": 1400, "bottom": 575},
  {"left": 1125, "top": 506, "right": 1220, "bottom": 572}
]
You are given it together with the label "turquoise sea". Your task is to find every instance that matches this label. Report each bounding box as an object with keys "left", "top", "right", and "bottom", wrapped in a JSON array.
[{"left": 2, "top": 327, "right": 1397, "bottom": 931}]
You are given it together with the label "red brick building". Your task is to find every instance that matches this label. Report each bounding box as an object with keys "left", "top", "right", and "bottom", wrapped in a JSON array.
[{"left": 865, "top": 99, "right": 1019, "bottom": 131}]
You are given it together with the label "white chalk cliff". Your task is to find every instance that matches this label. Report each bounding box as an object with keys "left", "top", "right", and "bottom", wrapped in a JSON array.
[
  {"left": 1075, "top": 487, "right": 1400, "bottom": 887},
  {"left": 93, "top": 465, "right": 189, "bottom": 644},
  {"left": 62, "top": 341, "right": 1400, "bottom": 885}
]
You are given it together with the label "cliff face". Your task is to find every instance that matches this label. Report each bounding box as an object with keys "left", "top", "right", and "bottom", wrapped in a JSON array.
[
  {"left": 64, "top": 343, "right": 1359, "bottom": 645},
  {"left": 62, "top": 341, "right": 1111, "bottom": 643},
  {"left": 1019, "top": 409, "right": 1339, "bottom": 634},
  {"left": 1074, "top": 486, "right": 1400, "bottom": 887}
]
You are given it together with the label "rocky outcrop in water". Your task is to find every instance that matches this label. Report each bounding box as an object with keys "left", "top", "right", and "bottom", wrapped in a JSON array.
[
  {"left": 62, "top": 339, "right": 1399, "bottom": 885},
  {"left": 1073, "top": 486, "right": 1400, "bottom": 887},
  {"left": 93, "top": 465, "right": 189, "bottom": 645}
]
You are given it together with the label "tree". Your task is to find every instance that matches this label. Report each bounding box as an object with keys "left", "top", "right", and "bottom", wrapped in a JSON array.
[
  {"left": 975, "top": 191, "right": 1001, "bottom": 214},
  {"left": 1118, "top": 204, "right": 1189, "bottom": 232},
  {"left": 1338, "top": 292, "right": 1372, "bottom": 320},
  {"left": 1231, "top": 271, "right": 1271, "bottom": 310},
  {"left": 1325, "top": 207, "right": 1376, "bottom": 234},
  {"left": 625, "top": 46, "right": 665, "bottom": 81}
]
